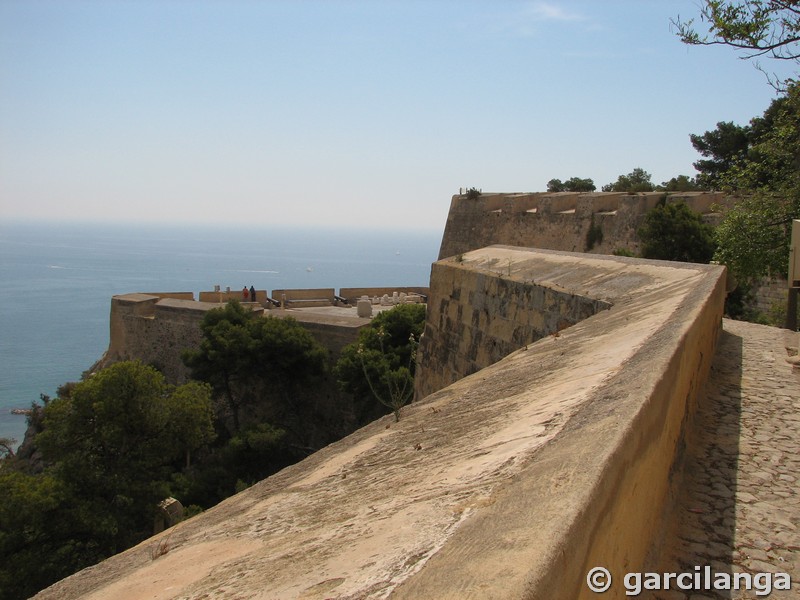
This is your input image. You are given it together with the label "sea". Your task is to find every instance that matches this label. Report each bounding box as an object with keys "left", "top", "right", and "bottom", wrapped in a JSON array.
[{"left": 0, "top": 220, "right": 442, "bottom": 450}]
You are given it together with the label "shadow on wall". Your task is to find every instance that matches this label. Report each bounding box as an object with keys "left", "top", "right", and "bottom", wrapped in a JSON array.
[{"left": 657, "top": 328, "right": 742, "bottom": 596}]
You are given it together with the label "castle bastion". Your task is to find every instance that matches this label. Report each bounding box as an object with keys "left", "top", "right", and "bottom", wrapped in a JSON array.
[{"left": 35, "top": 245, "right": 726, "bottom": 600}]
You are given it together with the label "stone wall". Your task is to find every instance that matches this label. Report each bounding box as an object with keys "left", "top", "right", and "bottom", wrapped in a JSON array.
[
  {"left": 99, "top": 293, "right": 382, "bottom": 383},
  {"left": 752, "top": 276, "right": 790, "bottom": 314},
  {"left": 415, "top": 255, "right": 611, "bottom": 399},
  {"left": 96, "top": 293, "right": 377, "bottom": 445},
  {"left": 396, "top": 246, "right": 727, "bottom": 600},
  {"left": 37, "top": 246, "right": 728, "bottom": 600},
  {"left": 438, "top": 191, "right": 727, "bottom": 260},
  {"left": 338, "top": 286, "right": 429, "bottom": 303},
  {"left": 101, "top": 294, "right": 215, "bottom": 383}
]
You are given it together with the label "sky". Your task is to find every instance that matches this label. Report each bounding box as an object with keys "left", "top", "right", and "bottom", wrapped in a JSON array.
[{"left": 0, "top": 1, "right": 795, "bottom": 231}]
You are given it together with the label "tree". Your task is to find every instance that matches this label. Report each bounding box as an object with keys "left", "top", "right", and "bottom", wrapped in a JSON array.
[
  {"left": 602, "top": 168, "right": 656, "bottom": 192},
  {"left": 660, "top": 174, "right": 704, "bottom": 191},
  {"left": 638, "top": 200, "right": 717, "bottom": 263},
  {"left": 546, "top": 178, "right": 563, "bottom": 192},
  {"left": 0, "top": 470, "right": 77, "bottom": 600},
  {"left": 672, "top": 0, "right": 800, "bottom": 89},
  {"left": 182, "top": 300, "right": 327, "bottom": 434},
  {"left": 547, "top": 177, "right": 596, "bottom": 192},
  {"left": 712, "top": 84, "right": 800, "bottom": 281},
  {"left": 673, "top": 2, "right": 799, "bottom": 289},
  {"left": 334, "top": 304, "right": 426, "bottom": 424},
  {"left": 465, "top": 187, "right": 482, "bottom": 200},
  {"left": 36, "top": 361, "right": 216, "bottom": 550},
  {"left": 690, "top": 121, "right": 752, "bottom": 188},
  {"left": 0, "top": 361, "right": 216, "bottom": 600},
  {"left": 182, "top": 301, "right": 256, "bottom": 431},
  {"left": 165, "top": 381, "right": 217, "bottom": 468}
]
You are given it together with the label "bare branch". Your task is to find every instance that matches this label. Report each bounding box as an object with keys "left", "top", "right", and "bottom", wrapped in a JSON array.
[{"left": 0, "top": 437, "right": 17, "bottom": 459}]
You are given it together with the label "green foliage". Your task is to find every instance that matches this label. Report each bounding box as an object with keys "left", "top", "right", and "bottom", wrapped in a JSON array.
[
  {"left": 334, "top": 304, "right": 426, "bottom": 424},
  {"left": 547, "top": 177, "right": 596, "bottom": 192},
  {"left": 612, "top": 248, "right": 636, "bottom": 257},
  {"left": 221, "top": 422, "right": 287, "bottom": 483},
  {"left": 465, "top": 187, "right": 482, "bottom": 200},
  {"left": 763, "top": 297, "right": 800, "bottom": 327},
  {"left": 170, "top": 419, "right": 290, "bottom": 508},
  {"left": 182, "top": 300, "right": 327, "bottom": 432},
  {"left": 36, "top": 362, "right": 216, "bottom": 547},
  {"left": 0, "top": 362, "right": 216, "bottom": 600},
  {"left": 660, "top": 174, "right": 704, "bottom": 191},
  {"left": 1, "top": 305, "right": 336, "bottom": 598},
  {"left": 711, "top": 84, "right": 800, "bottom": 281},
  {"left": 179, "top": 300, "right": 328, "bottom": 502},
  {"left": 166, "top": 381, "right": 217, "bottom": 468},
  {"left": 182, "top": 301, "right": 257, "bottom": 431},
  {"left": 639, "top": 201, "right": 717, "bottom": 263},
  {"left": 690, "top": 121, "right": 751, "bottom": 189},
  {"left": 602, "top": 168, "right": 656, "bottom": 192},
  {"left": 714, "top": 191, "right": 796, "bottom": 279},
  {"left": 673, "top": 0, "right": 800, "bottom": 89},
  {"left": 0, "top": 470, "right": 73, "bottom": 600},
  {"left": 723, "top": 282, "right": 759, "bottom": 320}
]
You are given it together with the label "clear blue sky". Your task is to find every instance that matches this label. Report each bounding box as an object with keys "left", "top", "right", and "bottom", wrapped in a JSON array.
[{"left": 0, "top": 1, "right": 793, "bottom": 231}]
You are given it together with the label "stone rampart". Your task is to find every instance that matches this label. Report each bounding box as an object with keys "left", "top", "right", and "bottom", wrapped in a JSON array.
[
  {"left": 40, "top": 247, "right": 727, "bottom": 600},
  {"left": 100, "top": 285, "right": 431, "bottom": 379},
  {"left": 97, "top": 291, "right": 407, "bottom": 447},
  {"left": 438, "top": 191, "right": 728, "bottom": 260},
  {"left": 415, "top": 258, "right": 611, "bottom": 399},
  {"left": 102, "top": 294, "right": 224, "bottom": 383},
  {"left": 397, "top": 246, "right": 726, "bottom": 599}
]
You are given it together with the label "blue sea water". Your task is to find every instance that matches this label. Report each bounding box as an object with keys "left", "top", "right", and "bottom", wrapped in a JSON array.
[{"left": 0, "top": 220, "right": 442, "bottom": 449}]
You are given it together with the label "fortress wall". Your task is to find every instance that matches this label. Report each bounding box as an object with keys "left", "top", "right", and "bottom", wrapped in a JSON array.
[
  {"left": 338, "top": 286, "right": 430, "bottom": 303},
  {"left": 438, "top": 191, "right": 727, "bottom": 260},
  {"left": 102, "top": 295, "right": 215, "bottom": 383},
  {"left": 106, "top": 294, "right": 160, "bottom": 366},
  {"left": 286, "top": 318, "right": 365, "bottom": 359},
  {"left": 532, "top": 270, "right": 724, "bottom": 599},
  {"left": 415, "top": 259, "right": 611, "bottom": 399},
  {"left": 396, "top": 247, "right": 727, "bottom": 599},
  {"left": 271, "top": 288, "right": 336, "bottom": 302},
  {"left": 145, "top": 292, "right": 195, "bottom": 301},
  {"left": 101, "top": 294, "right": 364, "bottom": 383},
  {"left": 193, "top": 287, "right": 432, "bottom": 307},
  {"left": 98, "top": 294, "right": 372, "bottom": 444},
  {"left": 37, "top": 248, "right": 727, "bottom": 600}
]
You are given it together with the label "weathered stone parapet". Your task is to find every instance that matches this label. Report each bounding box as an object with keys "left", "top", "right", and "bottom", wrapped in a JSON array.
[
  {"left": 438, "top": 191, "right": 728, "bottom": 260},
  {"left": 399, "top": 247, "right": 727, "bottom": 599},
  {"left": 337, "top": 286, "right": 430, "bottom": 304},
  {"left": 35, "top": 246, "right": 727, "bottom": 600},
  {"left": 415, "top": 251, "right": 611, "bottom": 400},
  {"left": 100, "top": 294, "right": 216, "bottom": 383}
]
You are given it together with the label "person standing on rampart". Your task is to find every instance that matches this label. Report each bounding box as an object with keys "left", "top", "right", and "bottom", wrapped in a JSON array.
[
  {"left": 242, "top": 286, "right": 249, "bottom": 301},
  {"left": 249, "top": 285, "right": 256, "bottom": 302}
]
